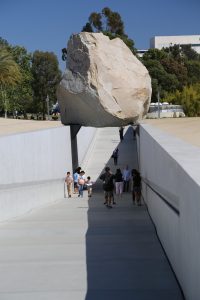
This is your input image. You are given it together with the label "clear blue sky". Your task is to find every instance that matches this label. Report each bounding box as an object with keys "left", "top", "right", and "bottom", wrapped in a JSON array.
[{"left": 1, "top": 0, "right": 200, "bottom": 70}]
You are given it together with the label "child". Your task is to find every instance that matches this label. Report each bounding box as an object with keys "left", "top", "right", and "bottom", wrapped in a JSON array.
[
  {"left": 65, "top": 171, "right": 73, "bottom": 198},
  {"left": 86, "top": 176, "right": 93, "bottom": 197}
]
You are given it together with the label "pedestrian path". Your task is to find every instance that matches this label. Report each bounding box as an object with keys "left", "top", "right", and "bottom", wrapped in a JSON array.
[{"left": 0, "top": 127, "right": 184, "bottom": 299}]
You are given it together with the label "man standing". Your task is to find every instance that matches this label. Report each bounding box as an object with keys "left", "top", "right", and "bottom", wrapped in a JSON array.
[
  {"left": 119, "top": 127, "right": 124, "bottom": 141},
  {"left": 112, "top": 147, "right": 119, "bottom": 165},
  {"left": 100, "top": 167, "right": 115, "bottom": 208},
  {"left": 122, "top": 165, "right": 131, "bottom": 192}
]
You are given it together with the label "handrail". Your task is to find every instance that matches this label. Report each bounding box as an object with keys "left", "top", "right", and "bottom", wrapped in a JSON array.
[{"left": 142, "top": 177, "right": 180, "bottom": 216}]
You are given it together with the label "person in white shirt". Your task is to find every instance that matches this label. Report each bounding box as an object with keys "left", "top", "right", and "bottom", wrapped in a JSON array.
[
  {"left": 86, "top": 176, "right": 93, "bottom": 197},
  {"left": 122, "top": 165, "right": 131, "bottom": 192}
]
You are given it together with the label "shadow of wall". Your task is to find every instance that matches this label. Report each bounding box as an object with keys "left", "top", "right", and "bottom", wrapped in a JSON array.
[{"left": 85, "top": 127, "right": 139, "bottom": 300}]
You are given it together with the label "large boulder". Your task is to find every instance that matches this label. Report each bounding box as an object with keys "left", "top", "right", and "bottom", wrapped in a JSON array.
[{"left": 57, "top": 32, "right": 151, "bottom": 127}]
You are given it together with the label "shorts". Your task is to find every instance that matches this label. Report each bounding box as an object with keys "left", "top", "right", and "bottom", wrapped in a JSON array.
[
  {"left": 74, "top": 182, "right": 78, "bottom": 189},
  {"left": 104, "top": 191, "right": 113, "bottom": 198}
]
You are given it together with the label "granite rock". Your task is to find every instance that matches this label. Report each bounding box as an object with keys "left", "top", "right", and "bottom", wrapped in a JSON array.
[{"left": 57, "top": 32, "right": 151, "bottom": 127}]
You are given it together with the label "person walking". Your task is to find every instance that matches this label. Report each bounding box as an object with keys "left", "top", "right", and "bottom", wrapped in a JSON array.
[
  {"left": 132, "top": 169, "right": 142, "bottom": 205},
  {"left": 114, "top": 168, "right": 123, "bottom": 200},
  {"left": 119, "top": 126, "right": 124, "bottom": 141},
  {"left": 78, "top": 170, "right": 86, "bottom": 198},
  {"left": 122, "top": 165, "right": 131, "bottom": 192},
  {"left": 112, "top": 148, "right": 119, "bottom": 165},
  {"left": 65, "top": 171, "right": 73, "bottom": 198},
  {"left": 100, "top": 166, "right": 115, "bottom": 208}
]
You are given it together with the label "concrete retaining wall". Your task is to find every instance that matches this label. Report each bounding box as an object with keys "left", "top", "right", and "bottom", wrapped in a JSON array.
[
  {"left": 139, "top": 124, "right": 200, "bottom": 300},
  {"left": 77, "top": 127, "right": 97, "bottom": 167},
  {"left": 0, "top": 126, "right": 72, "bottom": 222}
]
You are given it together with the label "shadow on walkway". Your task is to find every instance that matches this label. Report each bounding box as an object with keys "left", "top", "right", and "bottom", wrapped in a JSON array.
[{"left": 85, "top": 128, "right": 183, "bottom": 300}]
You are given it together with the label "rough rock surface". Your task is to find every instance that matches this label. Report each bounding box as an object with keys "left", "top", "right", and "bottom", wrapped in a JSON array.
[{"left": 57, "top": 32, "right": 151, "bottom": 127}]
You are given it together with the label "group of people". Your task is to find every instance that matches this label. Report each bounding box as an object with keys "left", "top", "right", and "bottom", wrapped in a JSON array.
[
  {"left": 100, "top": 165, "right": 141, "bottom": 208},
  {"left": 64, "top": 165, "right": 141, "bottom": 209},
  {"left": 65, "top": 167, "right": 93, "bottom": 198}
]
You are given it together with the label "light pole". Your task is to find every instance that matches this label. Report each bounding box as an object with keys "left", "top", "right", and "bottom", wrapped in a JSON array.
[
  {"left": 46, "top": 94, "right": 50, "bottom": 120},
  {"left": 157, "top": 86, "right": 161, "bottom": 119}
]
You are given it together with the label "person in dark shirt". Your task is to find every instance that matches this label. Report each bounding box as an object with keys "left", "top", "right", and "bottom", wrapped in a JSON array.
[
  {"left": 114, "top": 168, "right": 123, "bottom": 200},
  {"left": 112, "top": 148, "right": 119, "bottom": 165},
  {"left": 132, "top": 169, "right": 141, "bottom": 205},
  {"left": 119, "top": 127, "right": 124, "bottom": 141},
  {"left": 100, "top": 166, "right": 115, "bottom": 208}
]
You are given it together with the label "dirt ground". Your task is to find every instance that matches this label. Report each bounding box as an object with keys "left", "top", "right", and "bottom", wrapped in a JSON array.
[
  {"left": 0, "top": 118, "right": 62, "bottom": 136},
  {"left": 142, "top": 117, "right": 200, "bottom": 148},
  {"left": 1, "top": 117, "right": 200, "bottom": 149}
]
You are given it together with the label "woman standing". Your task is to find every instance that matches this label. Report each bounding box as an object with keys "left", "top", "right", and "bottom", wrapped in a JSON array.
[{"left": 114, "top": 168, "right": 124, "bottom": 200}]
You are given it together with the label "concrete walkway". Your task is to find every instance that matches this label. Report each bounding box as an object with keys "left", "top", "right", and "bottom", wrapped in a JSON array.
[{"left": 0, "top": 127, "right": 184, "bottom": 299}]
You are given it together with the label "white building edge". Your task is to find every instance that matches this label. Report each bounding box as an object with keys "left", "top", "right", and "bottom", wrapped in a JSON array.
[
  {"left": 150, "top": 34, "right": 200, "bottom": 54},
  {"left": 137, "top": 34, "right": 200, "bottom": 56}
]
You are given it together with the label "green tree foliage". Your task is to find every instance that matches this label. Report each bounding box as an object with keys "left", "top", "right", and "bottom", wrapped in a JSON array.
[
  {"left": 181, "top": 44, "right": 199, "bottom": 61},
  {"left": 32, "top": 51, "right": 61, "bottom": 119},
  {"left": 0, "top": 46, "right": 22, "bottom": 117},
  {"left": 102, "top": 7, "right": 124, "bottom": 35},
  {"left": 6, "top": 46, "right": 33, "bottom": 116},
  {"left": 143, "top": 58, "right": 179, "bottom": 94},
  {"left": 142, "top": 45, "right": 200, "bottom": 117},
  {"left": 160, "top": 57, "right": 188, "bottom": 88},
  {"left": 0, "top": 47, "right": 21, "bottom": 86},
  {"left": 142, "top": 48, "right": 167, "bottom": 61},
  {"left": 163, "top": 84, "right": 200, "bottom": 117},
  {"left": 82, "top": 7, "right": 136, "bottom": 54},
  {"left": 89, "top": 12, "right": 102, "bottom": 31},
  {"left": 185, "top": 60, "right": 200, "bottom": 84},
  {"left": 82, "top": 22, "right": 93, "bottom": 33}
]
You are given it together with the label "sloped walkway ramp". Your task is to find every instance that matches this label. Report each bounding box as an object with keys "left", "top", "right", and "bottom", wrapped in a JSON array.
[{"left": 0, "top": 127, "right": 183, "bottom": 300}]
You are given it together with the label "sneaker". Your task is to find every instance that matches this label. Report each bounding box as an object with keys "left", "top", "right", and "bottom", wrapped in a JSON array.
[{"left": 78, "top": 195, "right": 80, "bottom": 197}]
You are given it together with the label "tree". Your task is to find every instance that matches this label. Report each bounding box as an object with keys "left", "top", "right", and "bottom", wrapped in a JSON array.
[
  {"left": 181, "top": 44, "right": 199, "bottom": 61},
  {"left": 185, "top": 60, "right": 200, "bottom": 84},
  {"left": 32, "top": 51, "right": 61, "bottom": 119},
  {"left": 82, "top": 7, "right": 137, "bottom": 54},
  {"left": 142, "top": 48, "right": 168, "bottom": 61},
  {"left": 89, "top": 12, "right": 102, "bottom": 31},
  {"left": 162, "top": 84, "right": 200, "bottom": 117},
  {"left": 81, "top": 22, "right": 93, "bottom": 33},
  {"left": 142, "top": 46, "right": 200, "bottom": 106},
  {"left": 6, "top": 46, "right": 33, "bottom": 117},
  {"left": 0, "top": 47, "right": 21, "bottom": 117},
  {"left": 102, "top": 7, "right": 124, "bottom": 35},
  {"left": 0, "top": 48, "right": 21, "bottom": 86},
  {"left": 160, "top": 57, "right": 188, "bottom": 89}
]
